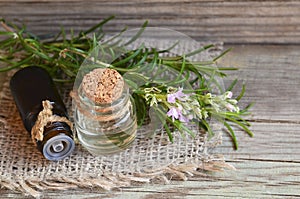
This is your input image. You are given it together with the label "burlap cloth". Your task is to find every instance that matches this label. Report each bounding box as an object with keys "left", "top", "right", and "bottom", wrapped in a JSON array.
[{"left": 0, "top": 43, "right": 232, "bottom": 198}]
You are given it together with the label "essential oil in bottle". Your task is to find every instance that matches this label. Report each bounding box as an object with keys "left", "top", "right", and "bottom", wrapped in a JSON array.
[
  {"left": 10, "top": 66, "right": 75, "bottom": 161},
  {"left": 72, "top": 68, "right": 137, "bottom": 155}
]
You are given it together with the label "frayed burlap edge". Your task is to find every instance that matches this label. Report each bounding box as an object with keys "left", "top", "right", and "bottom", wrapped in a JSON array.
[
  {"left": 0, "top": 156, "right": 234, "bottom": 198},
  {"left": 0, "top": 42, "right": 235, "bottom": 198},
  {"left": 0, "top": 122, "right": 234, "bottom": 198}
]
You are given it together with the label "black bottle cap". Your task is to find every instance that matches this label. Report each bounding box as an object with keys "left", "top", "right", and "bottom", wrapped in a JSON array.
[{"left": 37, "top": 122, "right": 75, "bottom": 161}]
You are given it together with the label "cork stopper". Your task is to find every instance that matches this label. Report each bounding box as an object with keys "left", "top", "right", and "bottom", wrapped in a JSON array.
[{"left": 81, "top": 68, "right": 124, "bottom": 104}]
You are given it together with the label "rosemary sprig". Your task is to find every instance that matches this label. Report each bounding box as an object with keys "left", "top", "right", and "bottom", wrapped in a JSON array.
[
  {"left": 0, "top": 17, "right": 253, "bottom": 150},
  {"left": 0, "top": 17, "right": 115, "bottom": 82}
]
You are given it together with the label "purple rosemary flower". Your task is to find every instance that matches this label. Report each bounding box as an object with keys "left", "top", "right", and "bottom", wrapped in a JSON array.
[
  {"left": 167, "top": 106, "right": 190, "bottom": 123},
  {"left": 167, "top": 107, "right": 179, "bottom": 121},
  {"left": 178, "top": 114, "right": 189, "bottom": 123},
  {"left": 167, "top": 87, "right": 189, "bottom": 104}
]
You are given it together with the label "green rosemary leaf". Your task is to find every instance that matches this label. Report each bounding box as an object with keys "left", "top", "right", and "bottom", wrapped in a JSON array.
[
  {"left": 111, "top": 66, "right": 141, "bottom": 72},
  {"left": 168, "top": 71, "right": 190, "bottom": 87},
  {"left": 124, "top": 72, "right": 149, "bottom": 86},
  {"left": 0, "top": 55, "right": 34, "bottom": 72},
  {"left": 154, "top": 107, "right": 174, "bottom": 142},
  {"left": 175, "top": 121, "right": 196, "bottom": 138},
  {"left": 6, "top": 20, "right": 22, "bottom": 32},
  {"left": 69, "top": 46, "right": 89, "bottom": 55},
  {"left": 102, "top": 27, "right": 128, "bottom": 45},
  {"left": 175, "top": 54, "right": 186, "bottom": 81},
  {"left": 92, "top": 33, "right": 98, "bottom": 51},
  {"left": 224, "top": 121, "right": 238, "bottom": 150},
  {"left": 188, "top": 77, "right": 198, "bottom": 86},
  {"left": 236, "top": 84, "right": 246, "bottom": 101},
  {"left": 160, "top": 56, "right": 183, "bottom": 61},
  {"left": 96, "top": 31, "right": 105, "bottom": 41},
  {"left": 0, "top": 31, "right": 15, "bottom": 36},
  {"left": 24, "top": 30, "right": 39, "bottom": 41},
  {"left": 50, "top": 29, "right": 63, "bottom": 42},
  {"left": 192, "top": 64, "right": 226, "bottom": 77},
  {"left": 213, "top": 48, "right": 232, "bottom": 62},
  {"left": 218, "top": 67, "right": 238, "bottom": 71},
  {"left": 201, "top": 119, "right": 214, "bottom": 138},
  {"left": 192, "top": 65, "right": 225, "bottom": 92},
  {"left": 157, "top": 41, "right": 179, "bottom": 54},
  {"left": 240, "top": 102, "right": 255, "bottom": 114},
  {"left": 132, "top": 93, "right": 147, "bottom": 127},
  {"left": 17, "top": 32, "right": 53, "bottom": 61},
  {"left": 112, "top": 45, "right": 144, "bottom": 67},
  {"left": 56, "top": 62, "right": 77, "bottom": 77},
  {"left": 134, "top": 48, "right": 149, "bottom": 67},
  {"left": 123, "top": 20, "right": 148, "bottom": 46},
  {"left": 0, "top": 38, "right": 17, "bottom": 50},
  {"left": 61, "top": 26, "right": 67, "bottom": 43},
  {"left": 81, "top": 16, "right": 115, "bottom": 36},
  {"left": 184, "top": 88, "right": 208, "bottom": 93},
  {"left": 163, "top": 122, "right": 174, "bottom": 143},
  {"left": 225, "top": 116, "right": 253, "bottom": 137},
  {"left": 125, "top": 79, "right": 139, "bottom": 90},
  {"left": 186, "top": 44, "right": 214, "bottom": 57},
  {"left": 227, "top": 78, "right": 238, "bottom": 91},
  {"left": 218, "top": 112, "right": 251, "bottom": 127}
]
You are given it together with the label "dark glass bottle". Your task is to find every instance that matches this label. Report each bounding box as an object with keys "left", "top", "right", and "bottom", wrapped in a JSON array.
[{"left": 10, "top": 66, "right": 75, "bottom": 161}]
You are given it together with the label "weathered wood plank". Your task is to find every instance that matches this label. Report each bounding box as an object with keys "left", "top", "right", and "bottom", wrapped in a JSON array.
[
  {"left": 1, "top": 44, "right": 300, "bottom": 198},
  {"left": 216, "top": 122, "right": 300, "bottom": 161},
  {"left": 1, "top": 0, "right": 300, "bottom": 44},
  {"left": 220, "top": 45, "right": 300, "bottom": 122},
  {"left": 0, "top": 161, "right": 299, "bottom": 198}
]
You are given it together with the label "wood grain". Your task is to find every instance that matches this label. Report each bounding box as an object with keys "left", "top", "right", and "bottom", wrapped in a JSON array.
[
  {"left": 1, "top": 1, "right": 300, "bottom": 197},
  {"left": 1, "top": 44, "right": 300, "bottom": 198},
  {"left": 221, "top": 45, "right": 300, "bottom": 122},
  {"left": 1, "top": 0, "right": 300, "bottom": 44}
]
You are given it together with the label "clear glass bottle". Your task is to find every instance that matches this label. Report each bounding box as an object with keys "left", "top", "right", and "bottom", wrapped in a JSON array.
[{"left": 73, "top": 68, "right": 137, "bottom": 155}]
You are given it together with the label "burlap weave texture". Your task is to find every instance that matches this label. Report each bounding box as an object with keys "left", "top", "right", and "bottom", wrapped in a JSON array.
[{"left": 0, "top": 43, "right": 229, "bottom": 198}]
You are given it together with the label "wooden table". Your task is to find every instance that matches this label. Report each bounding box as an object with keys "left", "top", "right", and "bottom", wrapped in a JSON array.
[{"left": 1, "top": 1, "right": 300, "bottom": 198}]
